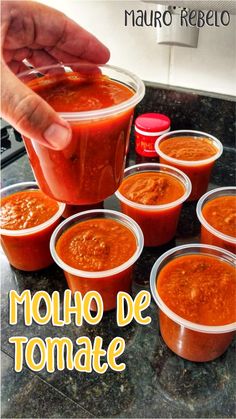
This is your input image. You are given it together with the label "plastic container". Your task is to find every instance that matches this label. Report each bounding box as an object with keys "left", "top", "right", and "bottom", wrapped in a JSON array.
[
  {"left": 20, "top": 63, "right": 145, "bottom": 205},
  {"left": 150, "top": 244, "right": 236, "bottom": 362},
  {"left": 115, "top": 163, "right": 191, "bottom": 247},
  {"left": 197, "top": 187, "right": 236, "bottom": 254},
  {"left": 135, "top": 113, "right": 170, "bottom": 157},
  {"left": 50, "top": 209, "right": 144, "bottom": 311},
  {"left": 0, "top": 182, "right": 65, "bottom": 271},
  {"left": 155, "top": 130, "right": 223, "bottom": 201}
]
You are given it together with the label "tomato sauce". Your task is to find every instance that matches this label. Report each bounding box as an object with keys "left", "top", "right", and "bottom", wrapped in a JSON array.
[
  {"left": 202, "top": 196, "right": 236, "bottom": 238},
  {"left": 118, "top": 172, "right": 186, "bottom": 246},
  {"left": 159, "top": 136, "right": 217, "bottom": 161},
  {"left": 158, "top": 136, "right": 218, "bottom": 201},
  {"left": 119, "top": 172, "right": 184, "bottom": 205},
  {"left": 1, "top": 190, "right": 59, "bottom": 230},
  {"left": 157, "top": 254, "right": 236, "bottom": 361},
  {"left": 201, "top": 196, "right": 236, "bottom": 253},
  {"left": 56, "top": 218, "right": 137, "bottom": 271},
  {"left": 158, "top": 254, "right": 236, "bottom": 325},
  {"left": 0, "top": 189, "right": 62, "bottom": 271},
  {"left": 56, "top": 218, "right": 137, "bottom": 310},
  {"left": 28, "top": 73, "right": 133, "bottom": 112},
  {"left": 24, "top": 72, "right": 135, "bottom": 204}
]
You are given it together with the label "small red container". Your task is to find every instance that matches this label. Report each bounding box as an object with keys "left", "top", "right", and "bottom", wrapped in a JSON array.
[{"left": 135, "top": 113, "right": 170, "bottom": 157}]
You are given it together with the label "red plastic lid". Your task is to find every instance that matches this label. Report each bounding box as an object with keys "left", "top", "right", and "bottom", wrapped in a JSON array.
[{"left": 135, "top": 113, "right": 171, "bottom": 134}]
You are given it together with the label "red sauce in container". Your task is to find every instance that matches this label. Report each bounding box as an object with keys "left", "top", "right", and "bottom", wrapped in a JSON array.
[
  {"left": 29, "top": 73, "right": 133, "bottom": 112},
  {"left": 159, "top": 136, "right": 217, "bottom": 161},
  {"left": 23, "top": 71, "right": 137, "bottom": 205},
  {"left": 0, "top": 187, "right": 63, "bottom": 271},
  {"left": 156, "top": 132, "right": 222, "bottom": 201},
  {"left": 200, "top": 194, "right": 236, "bottom": 254},
  {"left": 56, "top": 218, "right": 137, "bottom": 271},
  {"left": 1, "top": 190, "right": 59, "bottom": 230},
  {"left": 52, "top": 213, "right": 143, "bottom": 311},
  {"left": 116, "top": 164, "right": 191, "bottom": 247},
  {"left": 119, "top": 172, "right": 184, "bottom": 205},
  {"left": 151, "top": 246, "right": 236, "bottom": 362},
  {"left": 202, "top": 195, "right": 236, "bottom": 236},
  {"left": 158, "top": 255, "right": 236, "bottom": 326}
]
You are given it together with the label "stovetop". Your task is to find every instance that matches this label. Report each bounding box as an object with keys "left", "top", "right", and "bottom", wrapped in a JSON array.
[{"left": 1, "top": 118, "right": 26, "bottom": 168}]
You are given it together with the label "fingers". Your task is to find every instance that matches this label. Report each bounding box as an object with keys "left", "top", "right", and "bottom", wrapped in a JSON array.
[
  {"left": 45, "top": 18, "right": 110, "bottom": 64},
  {"left": 3, "top": 47, "right": 29, "bottom": 64},
  {"left": 2, "top": 1, "right": 110, "bottom": 64},
  {"left": 1, "top": 0, "right": 110, "bottom": 153},
  {"left": 6, "top": 60, "right": 29, "bottom": 75},
  {"left": 1, "top": 63, "right": 71, "bottom": 150},
  {"left": 26, "top": 49, "right": 59, "bottom": 70},
  {"left": 3, "top": 48, "right": 63, "bottom": 76}
]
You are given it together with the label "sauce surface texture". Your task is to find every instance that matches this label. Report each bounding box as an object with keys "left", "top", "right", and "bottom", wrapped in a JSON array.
[
  {"left": 157, "top": 254, "right": 236, "bottom": 326},
  {"left": 29, "top": 72, "right": 134, "bottom": 112},
  {"left": 56, "top": 218, "right": 137, "bottom": 271},
  {"left": 202, "top": 196, "right": 236, "bottom": 238},
  {"left": 0, "top": 190, "right": 59, "bottom": 230},
  {"left": 159, "top": 136, "right": 217, "bottom": 161},
  {"left": 119, "top": 172, "right": 185, "bottom": 205}
]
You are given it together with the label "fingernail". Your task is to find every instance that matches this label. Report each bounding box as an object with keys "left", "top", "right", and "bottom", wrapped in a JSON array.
[{"left": 43, "top": 123, "right": 71, "bottom": 150}]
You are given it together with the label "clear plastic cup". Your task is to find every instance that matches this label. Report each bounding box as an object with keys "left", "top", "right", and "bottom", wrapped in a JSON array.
[
  {"left": 197, "top": 187, "right": 236, "bottom": 254},
  {"left": 50, "top": 209, "right": 144, "bottom": 311},
  {"left": 155, "top": 130, "right": 223, "bottom": 201},
  {"left": 0, "top": 182, "right": 65, "bottom": 271},
  {"left": 115, "top": 163, "right": 191, "bottom": 247},
  {"left": 150, "top": 244, "right": 236, "bottom": 362},
  {"left": 19, "top": 63, "right": 145, "bottom": 205}
]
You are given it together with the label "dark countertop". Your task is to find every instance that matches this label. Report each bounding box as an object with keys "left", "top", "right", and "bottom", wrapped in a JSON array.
[{"left": 1, "top": 85, "right": 236, "bottom": 418}]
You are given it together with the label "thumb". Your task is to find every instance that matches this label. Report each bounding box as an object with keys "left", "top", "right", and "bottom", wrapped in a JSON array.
[{"left": 1, "top": 63, "right": 71, "bottom": 150}]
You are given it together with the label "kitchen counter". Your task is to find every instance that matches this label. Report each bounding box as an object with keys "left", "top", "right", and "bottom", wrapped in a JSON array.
[{"left": 1, "top": 85, "right": 236, "bottom": 418}]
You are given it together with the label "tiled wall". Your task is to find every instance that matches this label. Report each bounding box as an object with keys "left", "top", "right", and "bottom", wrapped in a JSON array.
[{"left": 39, "top": 0, "right": 236, "bottom": 97}]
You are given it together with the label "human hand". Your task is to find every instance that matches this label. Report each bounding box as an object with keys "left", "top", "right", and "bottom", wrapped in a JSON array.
[{"left": 1, "top": 1, "right": 110, "bottom": 149}]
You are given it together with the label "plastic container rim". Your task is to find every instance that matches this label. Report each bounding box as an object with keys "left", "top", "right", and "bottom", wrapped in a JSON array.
[
  {"left": 0, "top": 182, "right": 66, "bottom": 236},
  {"left": 18, "top": 63, "right": 145, "bottom": 121},
  {"left": 115, "top": 163, "right": 192, "bottom": 211},
  {"left": 155, "top": 129, "right": 223, "bottom": 167},
  {"left": 150, "top": 243, "right": 236, "bottom": 334},
  {"left": 196, "top": 186, "right": 236, "bottom": 244},
  {"left": 50, "top": 209, "right": 144, "bottom": 278}
]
